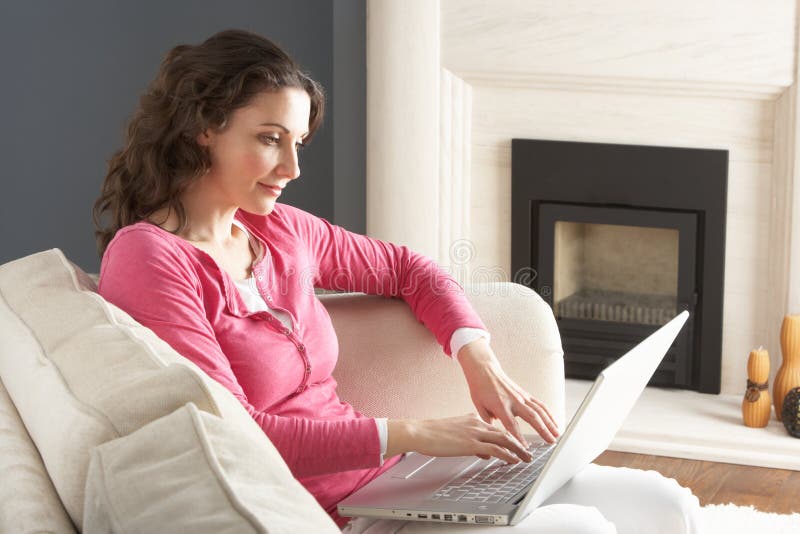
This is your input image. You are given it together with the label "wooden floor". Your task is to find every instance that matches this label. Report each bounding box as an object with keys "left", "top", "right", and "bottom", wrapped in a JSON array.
[{"left": 594, "top": 451, "right": 800, "bottom": 514}]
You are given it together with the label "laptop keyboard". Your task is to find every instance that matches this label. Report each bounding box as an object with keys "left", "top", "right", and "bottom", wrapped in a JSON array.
[{"left": 431, "top": 442, "right": 555, "bottom": 504}]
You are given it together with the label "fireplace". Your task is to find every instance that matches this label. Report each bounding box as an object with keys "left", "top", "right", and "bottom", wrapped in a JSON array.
[{"left": 511, "top": 139, "right": 728, "bottom": 393}]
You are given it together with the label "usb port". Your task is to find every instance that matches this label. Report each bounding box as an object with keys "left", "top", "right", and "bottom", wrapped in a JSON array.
[
  {"left": 444, "top": 514, "right": 453, "bottom": 521},
  {"left": 458, "top": 515, "right": 467, "bottom": 522},
  {"left": 432, "top": 514, "right": 441, "bottom": 520},
  {"left": 417, "top": 514, "right": 427, "bottom": 519}
]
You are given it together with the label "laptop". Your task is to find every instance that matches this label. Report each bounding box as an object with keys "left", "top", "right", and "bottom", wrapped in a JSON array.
[{"left": 338, "top": 310, "right": 689, "bottom": 526}]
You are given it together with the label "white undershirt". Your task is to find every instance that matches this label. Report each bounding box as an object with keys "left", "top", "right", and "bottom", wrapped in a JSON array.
[{"left": 229, "top": 219, "right": 490, "bottom": 464}]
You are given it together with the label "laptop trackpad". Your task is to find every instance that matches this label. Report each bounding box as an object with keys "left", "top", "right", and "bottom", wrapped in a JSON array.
[
  {"left": 390, "top": 453, "right": 482, "bottom": 480},
  {"left": 390, "top": 453, "right": 439, "bottom": 479}
]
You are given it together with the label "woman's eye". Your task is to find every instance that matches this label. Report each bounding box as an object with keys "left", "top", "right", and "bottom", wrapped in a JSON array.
[
  {"left": 260, "top": 135, "right": 280, "bottom": 145},
  {"left": 259, "top": 135, "right": 305, "bottom": 152}
]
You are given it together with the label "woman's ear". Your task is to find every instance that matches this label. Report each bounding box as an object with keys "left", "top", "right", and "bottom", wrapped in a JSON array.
[{"left": 196, "top": 129, "right": 213, "bottom": 147}]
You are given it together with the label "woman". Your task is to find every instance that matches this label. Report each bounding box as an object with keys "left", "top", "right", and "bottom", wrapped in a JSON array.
[{"left": 94, "top": 29, "right": 698, "bottom": 533}]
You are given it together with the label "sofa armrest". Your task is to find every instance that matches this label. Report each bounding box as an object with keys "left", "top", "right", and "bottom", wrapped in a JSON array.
[{"left": 321, "top": 283, "right": 566, "bottom": 432}]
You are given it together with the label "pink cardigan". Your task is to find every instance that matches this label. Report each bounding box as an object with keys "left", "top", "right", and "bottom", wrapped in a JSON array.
[{"left": 98, "top": 203, "right": 487, "bottom": 527}]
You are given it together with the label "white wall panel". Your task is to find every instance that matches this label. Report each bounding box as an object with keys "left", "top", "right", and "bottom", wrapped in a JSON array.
[
  {"left": 471, "top": 85, "right": 773, "bottom": 163},
  {"left": 443, "top": 0, "right": 795, "bottom": 91}
]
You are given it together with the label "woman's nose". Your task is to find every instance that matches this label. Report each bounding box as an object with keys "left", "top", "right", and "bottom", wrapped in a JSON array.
[{"left": 278, "top": 145, "right": 301, "bottom": 180}]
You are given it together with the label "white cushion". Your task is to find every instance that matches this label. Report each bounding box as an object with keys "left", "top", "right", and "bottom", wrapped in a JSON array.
[
  {"left": 0, "top": 377, "right": 76, "bottom": 533},
  {"left": 84, "top": 402, "right": 339, "bottom": 533},
  {"left": 0, "top": 249, "right": 321, "bottom": 529},
  {"left": 326, "top": 283, "right": 566, "bottom": 429}
]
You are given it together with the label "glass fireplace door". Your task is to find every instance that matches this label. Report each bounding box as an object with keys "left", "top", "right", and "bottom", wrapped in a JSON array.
[{"left": 536, "top": 203, "right": 698, "bottom": 387}]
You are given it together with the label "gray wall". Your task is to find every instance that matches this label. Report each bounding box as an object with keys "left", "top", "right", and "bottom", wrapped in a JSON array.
[{"left": 0, "top": 0, "right": 365, "bottom": 273}]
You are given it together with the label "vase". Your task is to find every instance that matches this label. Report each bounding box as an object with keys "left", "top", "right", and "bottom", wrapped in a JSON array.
[
  {"left": 775, "top": 315, "right": 800, "bottom": 420},
  {"left": 742, "top": 347, "right": 771, "bottom": 427}
]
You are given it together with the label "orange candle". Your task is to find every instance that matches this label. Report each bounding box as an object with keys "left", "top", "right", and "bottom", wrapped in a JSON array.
[{"left": 742, "top": 347, "right": 771, "bottom": 428}]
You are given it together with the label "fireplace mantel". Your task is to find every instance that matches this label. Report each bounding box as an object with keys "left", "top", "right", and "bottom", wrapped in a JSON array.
[{"left": 365, "top": 0, "right": 799, "bottom": 394}]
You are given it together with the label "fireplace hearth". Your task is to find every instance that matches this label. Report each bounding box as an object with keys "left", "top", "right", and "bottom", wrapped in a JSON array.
[{"left": 511, "top": 139, "right": 728, "bottom": 393}]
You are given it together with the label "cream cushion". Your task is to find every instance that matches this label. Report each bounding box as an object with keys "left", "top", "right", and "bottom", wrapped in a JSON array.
[
  {"left": 84, "top": 402, "right": 338, "bottom": 533},
  {"left": 0, "top": 249, "right": 322, "bottom": 529},
  {"left": 0, "top": 377, "right": 77, "bottom": 533},
  {"left": 328, "top": 284, "right": 566, "bottom": 430}
]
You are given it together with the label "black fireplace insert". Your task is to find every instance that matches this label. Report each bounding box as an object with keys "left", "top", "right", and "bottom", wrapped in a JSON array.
[{"left": 511, "top": 139, "right": 727, "bottom": 393}]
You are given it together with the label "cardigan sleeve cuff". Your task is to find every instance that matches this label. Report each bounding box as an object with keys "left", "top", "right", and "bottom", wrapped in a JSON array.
[
  {"left": 450, "top": 327, "right": 491, "bottom": 362},
  {"left": 375, "top": 417, "right": 388, "bottom": 466}
]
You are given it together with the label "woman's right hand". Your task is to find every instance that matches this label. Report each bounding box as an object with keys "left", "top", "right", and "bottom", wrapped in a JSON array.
[{"left": 385, "top": 414, "right": 534, "bottom": 464}]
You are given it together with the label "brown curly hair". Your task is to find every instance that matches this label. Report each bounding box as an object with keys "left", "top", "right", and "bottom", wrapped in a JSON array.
[{"left": 92, "top": 29, "right": 325, "bottom": 258}]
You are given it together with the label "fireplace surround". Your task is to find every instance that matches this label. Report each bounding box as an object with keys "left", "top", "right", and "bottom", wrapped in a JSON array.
[{"left": 511, "top": 139, "right": 728, "bottom": 393}]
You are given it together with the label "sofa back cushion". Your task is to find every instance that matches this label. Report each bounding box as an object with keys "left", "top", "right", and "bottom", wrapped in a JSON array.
[
  {"left": 84, "top": 402, "right": 339, "bottom": 533},
  {"left": 0, "top": 249, "right": 310, "bottom": 529}
]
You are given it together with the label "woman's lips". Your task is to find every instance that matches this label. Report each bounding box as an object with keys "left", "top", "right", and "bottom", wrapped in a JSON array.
[{"left": 258, "top": 183, "right": 282, "bottom": 197}]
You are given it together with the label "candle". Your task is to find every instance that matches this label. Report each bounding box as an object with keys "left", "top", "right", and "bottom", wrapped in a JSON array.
[{"left": 742, "top": 346, "right": 771, "bottom": 428}]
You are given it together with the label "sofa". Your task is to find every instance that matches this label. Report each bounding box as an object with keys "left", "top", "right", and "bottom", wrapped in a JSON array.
[{"left": 0, "top": 248, "right": 566, "bottom": 533}]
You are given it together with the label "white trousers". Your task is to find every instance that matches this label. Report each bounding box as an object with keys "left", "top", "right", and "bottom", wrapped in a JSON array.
[{"left": 341, "top": 464, "right": 700, "bottom": 534}]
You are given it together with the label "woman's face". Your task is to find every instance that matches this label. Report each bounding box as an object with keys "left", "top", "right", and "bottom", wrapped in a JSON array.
[{"left": 196, "top": 87, "right": 311, "bottom": 216}]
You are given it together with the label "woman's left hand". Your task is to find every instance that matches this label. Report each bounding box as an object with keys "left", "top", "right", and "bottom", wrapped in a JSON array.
[{"left": 457, "top": 338, "right": 561, "bottom": 451}]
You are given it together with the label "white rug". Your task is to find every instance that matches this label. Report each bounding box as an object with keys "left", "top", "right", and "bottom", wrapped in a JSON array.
[
  {"left": 566, "top": 379, "right": 800, "bottom": 470},
  {"left": 698, "top": 503, "right": 800, "bottom": 533}
]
